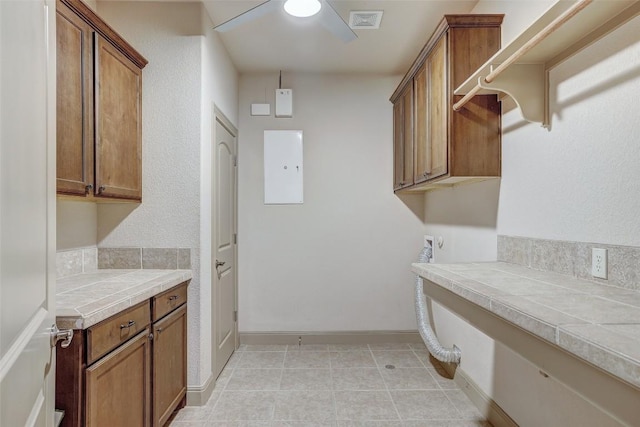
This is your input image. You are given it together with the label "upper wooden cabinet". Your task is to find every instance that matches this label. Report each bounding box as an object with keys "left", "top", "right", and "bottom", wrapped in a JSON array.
[
  {"left": 393, "top": 85, "right": 414, "bottom": 190},
  {"left": 56, "top": 0, "right": 147, "bottom": 201},
  {"left": 56, "top": 1, "right": 94, "bottom": 196},
  {"left": 391, "top": 15, "right": 503, "bottom": 193}
]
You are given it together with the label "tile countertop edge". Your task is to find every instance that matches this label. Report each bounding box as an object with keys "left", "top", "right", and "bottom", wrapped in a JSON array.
[
  {"left": 56, "top": 270, "right": 192, "bottom": 330},
  {"left": 411, "top": 262, "right": 640, "bottom": 391}
]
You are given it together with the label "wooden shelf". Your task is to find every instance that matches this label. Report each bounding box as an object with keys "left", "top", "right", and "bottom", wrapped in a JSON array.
[{"left": 453, "top": 0, "right": 640, "bottom": 127}]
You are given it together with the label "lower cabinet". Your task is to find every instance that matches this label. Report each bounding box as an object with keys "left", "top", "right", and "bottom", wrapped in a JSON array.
[
  {"left": 85, "top": 330, "right": 151, "bottom": 426},
  {"left": 55, "top": 281, "right": 188, "bottom": 427},
  {"left": 153, "top": 305, "right": 187, "bottom": 427}
]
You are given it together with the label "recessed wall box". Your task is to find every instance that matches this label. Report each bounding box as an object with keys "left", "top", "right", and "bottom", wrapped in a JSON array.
[
  {"left": 251, "top": 103, "right": 271, "bottom": 116},
  {"left": 275, "top": 89, "right": 293, "bottom": 118}
]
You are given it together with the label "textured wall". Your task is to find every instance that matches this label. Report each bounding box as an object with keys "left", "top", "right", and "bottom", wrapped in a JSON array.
[
  {"left": 94, "top": 1, "right": 239, "bottom": 389},
  {"left": 238, "top": 73, "right": 426, "bottom": 332},
  {"left": 497, "top": 13, "right": 640, "bottom": 245},
  {"left": 57, "top": 201, "right": 97, "bottom": 250},
  {"left": 423, "top": 1, "right": 640, "bottom": 425},
  {"left": 198, "top": 3, "right": 239, "bottom": 384}
]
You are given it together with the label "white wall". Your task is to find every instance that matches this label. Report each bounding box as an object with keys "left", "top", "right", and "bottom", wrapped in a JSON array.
[
  {"left": 424, "top": 1, "right": 640, "bottom": 425},
  {"left": 94, "top": 1, "right": 239, "bottom": 390},
  {"left": 199, "top": 3, "right": 239, "bottom": 384},
  {"left": 57, "top": 201, "right": 97, "bottom": 250},
  {"left": 238, "top": 73, "right": 425, "bottom": 332}
]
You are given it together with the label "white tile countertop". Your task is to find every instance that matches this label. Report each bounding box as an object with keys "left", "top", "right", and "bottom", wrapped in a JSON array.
[
  {"left": 56, "top": 269, "right": 192, "bottom": 330},
  {"left": 412, "top": 262, "right": 640, "bottom": 390}
]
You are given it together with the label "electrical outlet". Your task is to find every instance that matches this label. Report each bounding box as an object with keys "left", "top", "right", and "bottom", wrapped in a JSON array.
[{"left": 592, "top": 248, "right": 608, "bottom": 279}]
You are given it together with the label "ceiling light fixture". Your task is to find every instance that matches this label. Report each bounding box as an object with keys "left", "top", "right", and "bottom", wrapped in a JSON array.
[{"left": 284, "top": 0, "right": 322, "bottom": 18}]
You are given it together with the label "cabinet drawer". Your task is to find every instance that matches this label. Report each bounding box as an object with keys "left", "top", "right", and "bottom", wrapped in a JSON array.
[
  {"left": 87, "top": 301, "right": 150, "bottom": 365},
  {"left": 152, "top": 282, "right": 188, "bottom": 321}
]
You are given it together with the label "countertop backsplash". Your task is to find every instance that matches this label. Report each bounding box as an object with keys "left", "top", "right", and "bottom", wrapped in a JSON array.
[
  {"left": 56, "top": 247, "right": 192, "bottom": 278},
  {"left": 498, "top": 235, "right": 640, "bottom": 291}
]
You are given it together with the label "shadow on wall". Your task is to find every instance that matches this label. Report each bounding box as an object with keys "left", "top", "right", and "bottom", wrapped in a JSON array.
[
  {"left": 396, "top": 193, "right": 426, "bottom": 222},
  {"left": 424, "top": 179, "right": 500, "bottom": 228},
  {"left": 503, "top": 14, "right": 640, "bottom": 134},
  {"left": 96, "top": 203, "right": 138, "bottom": 243}
]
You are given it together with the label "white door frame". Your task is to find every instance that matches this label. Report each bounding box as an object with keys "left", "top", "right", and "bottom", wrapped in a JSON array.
[{"left": 211, "top": 105, "right": 239, "bottom": 372}]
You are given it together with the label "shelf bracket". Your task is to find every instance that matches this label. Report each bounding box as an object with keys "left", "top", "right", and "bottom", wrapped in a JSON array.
[{"left": 478, "top": 63, "right": 548, "bottom": 128}]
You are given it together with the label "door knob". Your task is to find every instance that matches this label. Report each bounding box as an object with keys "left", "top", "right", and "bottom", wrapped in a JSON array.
[
  {"left": 50, "top": 324, "right": 73, "bottom": 349},
  {"left": 215, "top": 260, "right": 226, "bottom": 268}
]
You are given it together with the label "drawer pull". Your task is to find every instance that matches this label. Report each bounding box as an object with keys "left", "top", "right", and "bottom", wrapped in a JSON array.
[
  {"left": 120, "top": 320, "right": 136, "bottom": 329},
  {"left": 168, "top": 295, "right": 179, "bottom": 302}
]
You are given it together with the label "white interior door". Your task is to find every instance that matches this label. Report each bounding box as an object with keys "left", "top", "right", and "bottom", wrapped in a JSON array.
[
  {"left": 212, "top": 110, "right": 238, "bottom": 379},
  {"left": 0, "top": 0, "right": 57, "bottom": 426}
]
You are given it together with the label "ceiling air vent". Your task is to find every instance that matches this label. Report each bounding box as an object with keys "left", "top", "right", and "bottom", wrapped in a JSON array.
[{"left": 349, "top": 11, "right": 383, "bottom": 30}]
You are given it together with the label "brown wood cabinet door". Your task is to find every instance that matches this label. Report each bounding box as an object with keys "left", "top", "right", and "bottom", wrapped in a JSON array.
[
  {"left": 152, "top": 305, "right": 187, "bottom": 427},
  {"left": 94, "top": 34, "right": 142, "bottom": 201},
  {"left": 427, "top": 35, "right": 448, "bottom": 180},
  {"left": 85, "top": 329, "right": 151, "bottom": 427},
  {"left": 401, "top": 86, "right": 414, "bottom": 188},
  {"left": 392, "top": 100, "right": 404, "bottom": 190},
  {"left": 56, "top": 0, "right": 94, "bottom": 196},
  {"left": 413, "top": 63, "right": 429, "bottom": 184}
]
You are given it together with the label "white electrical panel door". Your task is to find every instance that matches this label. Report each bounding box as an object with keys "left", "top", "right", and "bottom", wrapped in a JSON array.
[{"left": 264, "top": 130, "right": 303, "bottom": 204}]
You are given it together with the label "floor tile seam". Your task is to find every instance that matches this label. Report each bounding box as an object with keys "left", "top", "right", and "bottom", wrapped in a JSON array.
[
  {"left": 377, "top": 361, "right": 404, "bottom": 422},
  {"left": 277, "top": 360, "right": 285, "bottom": 392},
  {"left": 328, "top": 366, "right": 339, "bottom": 421},
  {"left": 220, "top": 387, "right": 442, "bottom": 393},
  {"left": 441, "top": 388, "right": 468, "bottom": 420},
  {"left": 422, "top": 366, "right": 447, "bottom": 392}
]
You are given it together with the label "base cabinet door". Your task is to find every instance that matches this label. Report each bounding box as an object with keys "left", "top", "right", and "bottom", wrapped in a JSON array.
[
  {"left": 153, "top": 304, "right": 187, "bottom": 427},
  {"left": 85, "top": 329, "right": 151, "bottom": 427}
]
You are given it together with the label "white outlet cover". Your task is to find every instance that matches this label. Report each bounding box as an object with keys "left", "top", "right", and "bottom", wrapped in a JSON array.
[{"left": 591, "top": 248, "right": 608, "bottom": 279}]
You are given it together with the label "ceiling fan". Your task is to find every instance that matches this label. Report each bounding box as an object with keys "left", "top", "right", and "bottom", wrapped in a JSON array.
[{"left": 213, "top": 0, "right": 358, "bottom": 43}]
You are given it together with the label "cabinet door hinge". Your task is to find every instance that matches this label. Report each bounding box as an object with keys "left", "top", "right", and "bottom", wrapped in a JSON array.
[
  {"left": 233, "top": 311, "right": 238, "bottom": 322},
  {"left": 233, "top": 233, "right": 237, "bottom": 245},
  {"left": 233, "top": 155, "right": 237, "bottom": 167}
]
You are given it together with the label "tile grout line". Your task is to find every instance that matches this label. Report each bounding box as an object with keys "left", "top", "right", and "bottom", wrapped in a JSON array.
[
  {"left": 207, "top": 350, "right": 240, "bottom": 421},
  {"left": 328, "top": 349, "right": 340, "bottom": 422},
  {"left": 413, "top": 348, "right": 446, "bottom": 392},
  {"left": 370, "top": 344, "right": 404, "bottom": 423}
]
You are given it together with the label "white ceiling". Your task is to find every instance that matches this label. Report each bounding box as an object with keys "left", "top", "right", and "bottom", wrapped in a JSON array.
[{"left": 202, "top": 1, "right": 479, "bottom": 74}]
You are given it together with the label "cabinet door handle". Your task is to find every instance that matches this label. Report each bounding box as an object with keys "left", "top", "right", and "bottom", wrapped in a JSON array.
[
  {"left": 98, "top": 185, "right": 106, "bottom": 194},
  {"left": 85, "top": 184, "right": 93, "bottom": 194},
  {"left": 120, "top": 320, "right": 136, "bottom": 329},
  {"left": 168, "top": 295, "right": 179, "bottom": 302},
  {"left": 156, "top": 327, "right": 163, "bottom": 334}
]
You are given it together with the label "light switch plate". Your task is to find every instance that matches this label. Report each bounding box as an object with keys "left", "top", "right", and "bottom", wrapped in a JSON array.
[{"left": 251, "top": 103, "right": 270, "bottom": 116}]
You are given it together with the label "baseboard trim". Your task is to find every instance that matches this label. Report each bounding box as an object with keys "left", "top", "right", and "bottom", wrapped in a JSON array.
[
  {"left": 239, "top": 330, "right": 422, "bottom": 345},
  {"left": 440, "top": 363, "right": 517, "bottom": 427},
  {"left": 186, "top": 372, "right": 215, "bottom": 406}
]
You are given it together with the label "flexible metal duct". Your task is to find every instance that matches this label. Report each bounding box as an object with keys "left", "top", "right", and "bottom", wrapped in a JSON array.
[{"left": 415, "top": 246, "right": 461, "bottom": 364}]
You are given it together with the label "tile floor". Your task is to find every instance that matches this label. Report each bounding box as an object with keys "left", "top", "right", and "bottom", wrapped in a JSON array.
[{"left": 169, "top": 343, "right": 490, "bottom": 427}]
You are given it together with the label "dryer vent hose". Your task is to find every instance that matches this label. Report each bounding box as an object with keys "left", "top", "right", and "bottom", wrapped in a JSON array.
[{"left": 415, "top": 247, "right": 461, "bottom": 364}]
